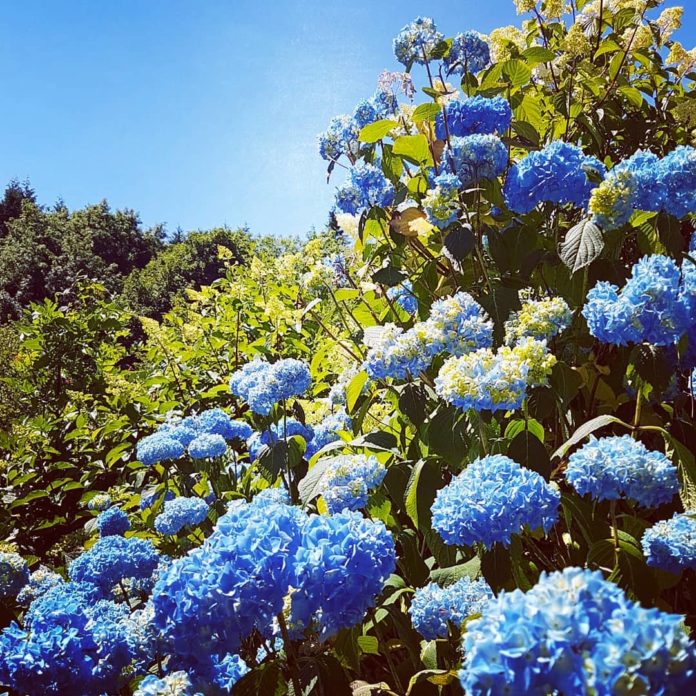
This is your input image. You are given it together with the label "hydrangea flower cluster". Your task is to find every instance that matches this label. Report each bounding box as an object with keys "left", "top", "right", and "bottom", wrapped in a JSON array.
[
  {"left": 393, "top": 17, "right": 444, "bottom": 66},
  {"left": 229, "top": 357, "right": 311, "bottom": 415},
  {"left": 319, "top": 454, "right": 386, "bottom": 513},
  {"left": 443, "top": 31, "right": 490, "bottom": 74},
  {"left": 590, "top": 146, "right": 696, "bottom": 228},
  {"left": 565, "top": 435, "right": 679, "bottom": 508},
  {"left": 432, "top": 454, "right": 560, "bottom": 548},
  {"left": 442, "top": 134, "right": 508, "bottom": 187},
  {"left": 16, "top": 565, "right": 64, "bottom": 605},
  {"left": 317, "top": 115, "right": 359, "bottom": 163},
  {"left": 140, "top": 488, "right": 175, "bottom": 510},
  {"left": 352, "top": 89, "right": 398, "bottom": 129},
  {"left": 642, "top": 512, "right": 696, "bottom": 574},
  {"left": 96, "top": 507, "right": 130, "bottom": 537},
  {"left": 289, "top": 510, "right": 396, "bottom": 639},
  {"left": 460, "top": 567, "right": 696, "bottom": 695},
  {"left": 154, "top": 496, "right": 209, "bottom": 535},
  {"left": 305, "top": 409, "right": 352, "bottom": 459},
  {"left": 504, "top": 295, "right": 572, "bottom": 345},
  {"left": 409, "top": 576, "right": 493, "bottom": 639},
  {"left": 435, "top": 338, "right": 556, "bottom": 412},
  {"left": 197, "top": 408, "right": 252, "bottom": 441},
  {"left": 334, "top": 162, "right": 395, "bottom": 215},
  {"left": 435, "top": 96, "right": 512, "bottom": 139},
  {"left": 136, "top": 432, "right": 185, "bottom": 466},
  {"left": 0, "top": 581, "right": 147, "bottom": 695},
  {"left": 387, "top": 280, "right": 418, "bottom": 314},
  {"left": 0, "top": 551, "right": 29, "bottom": 599},
  {"left": 422, "top": 172, "right": 461, "bottom": 228},
  {"left": 188, "top": 432, "right": 227, "bottom": 459},
  {"left": 134, "top": 671, "right": 195, "bottom": 696},
  {"left": 583, "top": 254, "right": 692, "bottom": 346},
  {"left": 69, "top": 535, "right": 160, "bottom": 595},
  {"left": 87, "top": 493, "right": 112, "bottom": 511},
  {"left": 504, "top": 141, "right": 605, "bottom": 213},
  {"left": 364, "top": 292, "right": 493, "bottom": 381}
]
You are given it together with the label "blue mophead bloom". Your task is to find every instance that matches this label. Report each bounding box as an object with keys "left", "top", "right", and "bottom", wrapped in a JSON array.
[
  {"left": 409, "top": 576, "right": 493, "bottom": 640},
  {"left": 320, "top": 454, "right": 387, "bottom": 513},
  {"left": 427, "top": 291, "right": 494, "bottom": 356},
  {"left": 134, "top": 671, "right": 196, "bottom": 696},
  {"left": 657, "top": 145, "right": 696, "bottom": 218},
  {"left": 442, "top": 134, "right": 508, "bottom": 187},
  {"left": 155, "top": 497, "right": 209, "bottom": 536},
  {"left": 584, "top": 254, "right": 692, "bottom": 347},
  {"left": 229, "top": 357, "right": 311, "bottom": 415},
  {"left": 352, "top": 90, "right": 398, "bottom": 129},
  {"left": 151, "top": 499, "right": 304, "bottom": 668},
  {"left": 136, "top": 432, "right": 184, "bottom": 466},
  {"left": 197, "top": 408, "right": 252, "bottom": 441},
  {"left": 504, "top": 141, "right": 605, "bottom": 213},
  {"left": 334, "top": 162, "right": 395, "bottom": 215},
  {"left": 0, "top": 552, "right": 29, "bottom": 599},
  {"left": 188, "top": 432, "right": 227, "bottom": 459},
  {"left": 435, "top": 96, "right": 512, "bottom": 139},
  {"left": 460, "top": 567, "right": 696, "bottom": 695},
  {"left": 139, "top": 487, "right": 175, "bottom": 510},
  {"left": 432, "top": 455, "right": 560, "bottom": 548},
  {"left": 305, "top": 409, "right": 352, "bottom": 459},
  {"left": 642, "top": 512, "right": 696, "bottom": 574},
  {"left": 393, "top": 17, "right": 443, "bottom": 66},
  {"left": 69, "top": 535, "right": 160, "bottom": 595},
  {"left": 444, "top": 31, "right": 490, "bottom": 74},
  {"left": 210, "top": 652, "right": 250, "bottom": 692},
  {"left": 387, "top": 280, "right": 418, "bottom": 314},
  {"left": 565, "top": 435, "right": 679, "bottom": 508},
  {"left": 0, "top": 582, "right": 139, "bottom": 695},
  {"left": 317, "top": 114, "right": 359, "bottom": 162},
  {"left": 289, "top": 511, "right": 396, "bottom": 640},
  {"left": 96, "top": 507, "right": 130, "bottom": 537}
]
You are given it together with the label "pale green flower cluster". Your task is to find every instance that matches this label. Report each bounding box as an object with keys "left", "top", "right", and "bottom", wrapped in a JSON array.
[{"left": 504, "top": 296, "right": 572, "bottom": 345}]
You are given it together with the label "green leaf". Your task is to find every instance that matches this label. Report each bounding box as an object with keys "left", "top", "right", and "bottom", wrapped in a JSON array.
[
  {"left": 346, "top": 371, "right": 368, "bottom": 412},
  {"left": 404, "top": 459, "right": 441, "bottom": 531},
  {"left": 392, "top": 134, "right": 433, "bottom": 166},
  {"left": 443, "top": 223, "right": 475, "bottom": 260},
  {"left": 618, "top": 86, "right": 643, "bottom": 108},
  {"left": 504, "top": 418, "right": 544, "bottom": 443},
  {"left": 412, "top": 102, "right": 442, "bottom": 123},
  {"left": 398, "top": 383, "right": 427, "bottom": 426},
  {"left": 357, "top": 635, "right": 380, "bottom": 655},
  {"left": 429, "top": 556, "right": 481, "bottom": 586},
  {"left": 522, "top": 46, "right": 556, "bottom": 65},
  {"left": 559, "top": 218, "right": 604, "bottom": 273},
  {"left": 372, "top": 266, "right": 407, "bottom": 286},
  {"left": 359, "top": 119, "right": 398, "bottom": 143},
  {"left": 508, "top": 431, "right": 551, "bottom": 480},
  {"left": 552, "top": 415, "right": 630, "bottom": 460},
  {"left": 298, "top": 456, "right": 335, "bottom": 504},
  {"left": 502, "top": 59, "right": 531, "bottom": 87}
]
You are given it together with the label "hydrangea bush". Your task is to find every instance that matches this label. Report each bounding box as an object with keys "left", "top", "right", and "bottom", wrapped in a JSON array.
[{"left": 3, "top": 1, "right": 696, "bottom": 694}]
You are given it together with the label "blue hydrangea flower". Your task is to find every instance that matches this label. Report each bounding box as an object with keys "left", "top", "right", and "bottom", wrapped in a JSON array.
[
  {"left": 0, "top": 552, "right": 29, "bottom": 599},
  {"left": 289, "top": 511, "right": 396, "bottom": 640},
  {"left": 565, "top": 435, "right": 679, "bottom": 508},
  {"left": 96, "top": 507, "right": 130, "bottom": 537},
  {"left": 504, "top": 141, "right": 605, "bottom": 213},
  {"left": 247, "top": 418, "right": 315, "bottom": 460},
  {"left": 387, "top": 280, "right": 418, "bottom": 314},
  {"left": 210, "top": 653, "right": 250, "bottom": 692},
  {"left": 393, "top": 17, "right": 443, "bottom": 66},
  {"left": 87, "top": 493, "right": 112, "bottom": 511},
  {"left": 157, "top": 417, "right": 199, "bottom": 447},
  {"left": 305, "top": 409, "right": 352, "bottom": 459},
  {"left": 317, "top": 114, "right": 359, "bottom": 162},
  {"left": 0, "top": 582, "right": 138, "bottom": 695},
  {"left": 151, "top": 499, "right": 304, "bottom": 669},
  {"left": 16, "top": 566, "right": 64, "bottom": 605},
  {"left": 442, "top": 134, "right": 508, "bottom": 187},
  {"left": 134, "top": 671, "right": 196, "bottom": 696},
  {"left": 69, "top": 535, "right": 160, "bottom": 594},
  {"left": 352, "top": 90, "right": 398, "bottom": 129},
  {"left": 136, "top": 432, "right": 185, "bottom": 466},
  {"left": 460, "top": 567, "right": 696, "bottom": 695},
  {"left": 432, "top": 455, "right": 560, "bottom": 548},
  {"left": 422, "top": 172, "right": 461, "bottom": 228},
  {"left": 334, "top": 162, "right": 395, "bottom": 214},
  {"left": 427, "top": 291, "right": 494, "bottom": 356},
  {"left": 197, "top": 408, "right": 252, "bottom": 442},
  {"left": 435, "top": 97, "right": 512, "bottom": 139},
  {"left": 409, "top": 577, "right": 493, "bottom": 639},
  {"left": 642, "top": 512, "right": 696, "bottom": 574},
  {"left": 657, "top": 145, "right": 696, "bottom": 218},
  {"left": 188, "top": 433, "right": 227, "bottom": 459},
  {"left": 155, "top": 497, "right": 209, "bottom": 536},
  {"left": 444, "top": 31, "right": 490, "bottom": 74},
  {"left": 319, "top": 454, "right": 387, "bottom": 513},
  {"left": 229, "top": 358, "right": 312, "bottom": 415}
]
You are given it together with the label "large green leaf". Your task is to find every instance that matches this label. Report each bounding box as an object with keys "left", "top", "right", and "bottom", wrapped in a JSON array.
[
  {"left": 359, "top": 119, "right": 398, "bottom": 143},
  {"left": 392, "top": 134, "right": 433, "bottom": 166},
  {"left": 559, "top": 218, "right": 604, "bottom": 273}
]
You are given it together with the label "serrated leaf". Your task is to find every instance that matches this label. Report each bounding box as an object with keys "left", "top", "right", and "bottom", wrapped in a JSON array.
[
  {"left": 404, "top": 459, "right": 441, "bottom": 530},
  {"left": 392, "top": 134, "right": 433, "bottom": 166},
  {"left": 552, "top": 415, "right": 630, "bottom": 460},
  {"left": 359, "top": 119, "right": 398, "bottom": 143},
  {"left": 298, "top": 456, "right": 335, "bottom": 504},
  {"left": 443, "top": 223, "right": 475, "bottom": 260},
  {"left": 412, "top": 102, "right": 442, "bottom": 123},
  {"left": 559, "top": 218, "right": 604, "bottom": 273},
  {"left": 346, "top": 370, "right": 369, "bottom": 411},
  {"left": 502, "top": 59, "right": 531, "bottom": 87},
  {"left": 429, "top": 556, "right": 481, "bottom": 585}
]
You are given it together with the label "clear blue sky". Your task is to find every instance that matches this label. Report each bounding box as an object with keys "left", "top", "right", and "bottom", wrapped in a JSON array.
[{"left": 0, "top": 1, "right": 694, "bottom": 238}]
